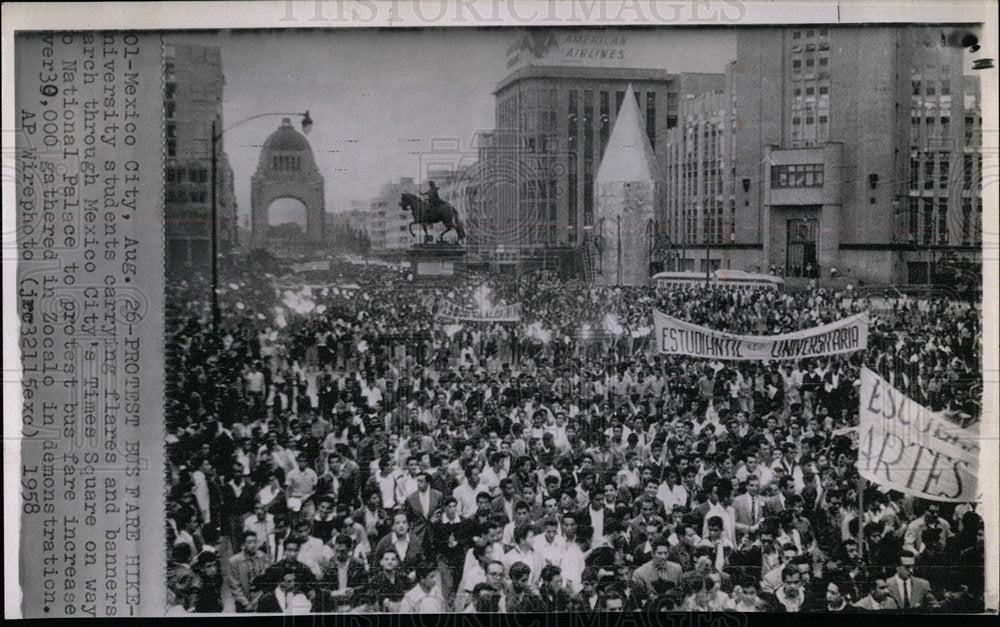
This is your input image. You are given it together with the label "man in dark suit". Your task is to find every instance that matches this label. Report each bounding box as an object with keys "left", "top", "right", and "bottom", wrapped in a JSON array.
[
  {"left": 321, "top": 533, "right": 368, "bottom": 610},
  {"left": 491, "top": 478, "right": 519, "bottom": 523},
  {"left": 403, "top": 472, "right": 442, "bottom": 546},
  {"left": 886, "top": 550, "right": 935, "bottom": 610},
  {"left": 763, "top": 475, "right": 796, "bottom": 518},
  {"left": 254, "top": 562, "right": 313, "bottom": 612},
  {"left": 373, "top": 510, "right": 425, "bottom": 577},
  {"left": 363, "top": 548, "right": 409, "bottom": 611},
  {"left": 221, "top": 460, "right": 257, "bottom": 543},
  {"left": 628, "top": 497, "right": 665, "bottom": 539}
]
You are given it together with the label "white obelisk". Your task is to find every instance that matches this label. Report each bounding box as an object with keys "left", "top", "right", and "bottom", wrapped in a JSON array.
[{"left": 593, "top": 83, "right": 658, "bottom": 286}]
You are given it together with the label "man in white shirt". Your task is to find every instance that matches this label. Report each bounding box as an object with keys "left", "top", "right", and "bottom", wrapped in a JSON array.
[
  {"left": 371, "top": 455, "right": 403, "bottom": 510},
  {"left": 293, "top": 519, "right": 330, "bottom": 579},
  {"left": 479, "top": 453, "right": 507, "bottom": 496},
  {"left": 701, "top": 485, "right": 737, "bottom": 546},
  {"left": 502, "top": 501, "right": 533, "bottom": 548},
  {"left": 559, "top": 513, "right": 586, "bottom": 594},
  {"left": 242, "top": 503, "right": 275, "bottom": 554},
  {"left": 453, "top": 465, "right": 489, "bottom": 519},
  {"left": 191, "top": 458, "right": 214, "bottom": 527},
  {"left": 399, "top": 563, "right": 446, "bottom": 613},
  {"left": 395, "top": 457, "right": 421, "bottom": 506},
  {"left": 657, "top": 468, "right": 687, "bottom": 514},
  {"left": 285, "top": 453, "right": 318, "bottom": 505},
  {"left": 532, "top": 517, "right": 565, "bottom": 568},
  {"left": 501, "top": 524, "right": 541, "bottom": 584}
]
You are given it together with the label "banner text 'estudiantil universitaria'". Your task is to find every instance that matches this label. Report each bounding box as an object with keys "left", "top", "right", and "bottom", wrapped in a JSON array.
[{"left": 653, "top": 310, "right": 869, "bottom": 361}]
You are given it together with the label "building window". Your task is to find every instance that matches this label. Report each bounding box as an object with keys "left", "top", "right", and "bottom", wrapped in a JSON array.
[
  {"left": 938, "top": 199, "right": 949, "bottom": 244},
  {"left": 599, "top": 91, "right": 610, "bottom": 154},
  {"left": 646, "top": 92, "right": 656, "bottom": 150},
  {"left": 819, "top": 86, "right": 828, "bottom": 95},
  {"left": 941, "top": 79, "right": 950, "bottom": 95},
  {"left": 961, "top": 198, "right": 972, "bottom": 245},
  {"left": 771, "top": 164, "right": 824, "bottom": 187},
  {"left": 792, "top": 59, "right": 801, "bottom": 70},
  {"left": 794, "top": 87, "right": 801, "bottom": 96},
  {"left": 793, "top": 30, "right": 801, "bottom": 39},
  {"left": 922, "top": 199, "right": 933, "bottom": 246},
  {"left": 584, "top": 91, "right": 594, "bottom": 226},
  {"left": 926, "top": 83, "right": 936, "bottom": 96},
  {"left": 938, "top": 152, "right": 949, "bottom": 188},
  {"left": 806, "top": 29, "right": 814, "bottom": 37},
  {"left": 924, "top": 158, "right": 935, "bottom": 189},
  {"left": 819, "top": 115, "right": 828, "bottom": 124},
  {"left": 963, "top": 154, "right": 973, "bottom": 188},
  {"left": 819, "top": 57, "right": 828, "bottom": 66},
  {"left": 912, "top": 80, "right": 921, "bottom": 95}
]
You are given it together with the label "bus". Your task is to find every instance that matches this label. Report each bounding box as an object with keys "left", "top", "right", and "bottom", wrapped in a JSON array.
[
  {"left": 713, "top": 269, "right": 785, "bottom": 290},
  {"left": 651, "top": 269, "right": 784, "bottom": 291}
]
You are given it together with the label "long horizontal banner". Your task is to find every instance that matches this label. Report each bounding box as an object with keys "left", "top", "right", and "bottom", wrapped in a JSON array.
[
  {"left": 858, "top": 369, "right": 978, "bottom": 502},
  {"left": 437, "top": 300, "right": 522, "bottom": 322},
  {"left": 652, "top": 310, "right": 868, "bottom": 360}
]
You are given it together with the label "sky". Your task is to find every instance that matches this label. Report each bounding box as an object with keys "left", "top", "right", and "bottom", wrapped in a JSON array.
[{"left": 171, "top": 28, "right": 737, "bottom": 224}]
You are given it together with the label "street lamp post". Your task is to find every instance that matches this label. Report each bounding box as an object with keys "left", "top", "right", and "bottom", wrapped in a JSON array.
[{"left": 209, "top": 110, "right": 313, "bottom": 333}]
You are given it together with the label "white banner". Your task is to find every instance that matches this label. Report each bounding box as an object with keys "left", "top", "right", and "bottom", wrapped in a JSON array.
[
  {"left": 653, "top": 311, "right": 868, "bottom": 360},
  {"left": 858, "top": 369, "right": 979, "bottom": 503},
  {"left": 437, "top": 300, "right": 522, "bottom": 322}
]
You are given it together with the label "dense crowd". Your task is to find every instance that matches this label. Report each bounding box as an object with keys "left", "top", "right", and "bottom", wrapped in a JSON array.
[{"left": 164, "top": 256, "right": 983, "bottom": 614}]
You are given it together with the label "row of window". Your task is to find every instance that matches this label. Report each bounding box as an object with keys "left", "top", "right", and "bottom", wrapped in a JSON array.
[
  {"left": 912, "top": 79, "right": 952, "bottom": 96},
  {"left": 771, "top": 164, "right": 825, "bottom": 188},
  {"left": 791, "top": 57, "right": 829, "bottom": 70},
  {"left": 272, "top": 155, "right": 303, "bottom": 172},
  {"left": 794, "top": 86, "right": 829, "bottom": 96},
  {"left": 165, "top": 166, "right": 209, "bottom": 183},
  {"left": 792, "top": 115, "right": 829, "bottom": 125},
  {"left": 165, "top": 189, "right": 208, "bottom": 204},
  {"left": 908, "top": 197, "right": 981, "bottom": 246},
  {"left": 792, "top": 29, "right": 829, "bottom": 39},
  {"left": 909, "top": 153, "right": 981, "bottom": 190}
]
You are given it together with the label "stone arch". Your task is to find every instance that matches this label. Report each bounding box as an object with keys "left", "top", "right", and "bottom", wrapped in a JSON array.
[{"left": 251, "top": 118, "right": 325, "bottom": 249}]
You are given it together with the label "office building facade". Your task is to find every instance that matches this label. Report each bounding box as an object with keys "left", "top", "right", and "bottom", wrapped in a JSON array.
[
  {"left": 720, "top": 26, "right": 983, "bottom": 285},
  {"left": 164, "top": 43, "right": 237, "bottom": 269}
]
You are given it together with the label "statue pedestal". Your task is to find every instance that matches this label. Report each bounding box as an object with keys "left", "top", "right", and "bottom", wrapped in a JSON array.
[{"left": 407, "top": 243, "right": 466, "bottom": 285}]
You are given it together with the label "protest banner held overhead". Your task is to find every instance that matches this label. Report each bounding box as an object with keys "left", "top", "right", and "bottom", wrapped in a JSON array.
[
  {"left": 653, "top": 310, "right": 869, "bottom": 360},
  {"left": 858, "top": 368, "right": 979, "bottom": 503}
]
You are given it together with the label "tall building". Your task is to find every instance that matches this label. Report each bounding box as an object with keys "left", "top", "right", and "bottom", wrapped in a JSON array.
[
  {"left": 367, "top": 178, "right": 419, "bottom": 252},
  {"left": 164, "top": 44, "right": 237, "bottom": 269},
  {"left": 488, "top": 66, "right": 694, "bottom": 250},
  {"left": 661, "top": 78, "right": 737, "bottom": 272},
  {"left": 711, "top": 25, "right": 982, "bottom": 285}
]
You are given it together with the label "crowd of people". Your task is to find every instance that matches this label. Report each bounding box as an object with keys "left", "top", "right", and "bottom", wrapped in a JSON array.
[{"left": 164, "top": 255, "right": 984, "bottom": 614}]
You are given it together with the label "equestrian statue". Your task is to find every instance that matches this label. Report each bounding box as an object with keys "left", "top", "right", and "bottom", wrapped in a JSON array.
[{"left": 400, "top": 181, "right": 466, "bottom": 243}]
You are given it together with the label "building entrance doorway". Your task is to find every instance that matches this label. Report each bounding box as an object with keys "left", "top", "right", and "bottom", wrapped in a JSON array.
[{"left": 786, "top": 217, "right": 818, "bottom": 277}]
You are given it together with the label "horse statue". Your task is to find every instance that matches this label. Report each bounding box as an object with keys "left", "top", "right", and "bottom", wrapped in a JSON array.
[{"left": 399, "top": 192, "right": 466, "bottom": 243}]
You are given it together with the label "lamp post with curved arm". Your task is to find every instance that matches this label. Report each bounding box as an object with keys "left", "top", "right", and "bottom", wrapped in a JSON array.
[{"left": 210, "top": 110, "right": 313, "bottom": 333}]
